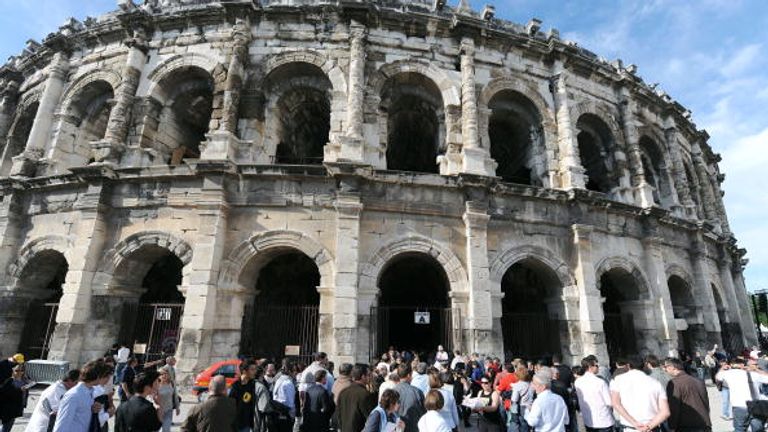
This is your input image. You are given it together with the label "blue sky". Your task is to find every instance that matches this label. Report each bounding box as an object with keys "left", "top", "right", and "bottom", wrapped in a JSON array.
[{"left": 1, "top": 0, "right": 767, "bottom": 290}]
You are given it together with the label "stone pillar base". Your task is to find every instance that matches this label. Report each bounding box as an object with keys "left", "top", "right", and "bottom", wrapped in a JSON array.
[
  {"left": 176, "top": 328, "right": 214, "bottom": 386},
  {"left": 438, "top": 151, "right": 463, "bottom": 176},
  {"left": 48, "top": 322, "right": 87, "bottom": 365},
  {"left": 635, "top": 182, "right": 655, "bottom": 207},
  {"left": 9, "top": 153, "right": 39, "bottom": 177},
  {"left": 91, "top": 139, "right": 125, "bottom": 165},
  {"left": 461, "top": 147, "right": 496, "bottom": 177},
  {"left": 326, "top": 136, "right": 366, "bottom": 164},
  {"left": 0, "top": 294, "right": 34, "bottom": 358},
  {"left": 201, "top": 130, "right": 243, "bottom": 161},
  {"left": 559, "top": 165, "right": 586, "bottom": 190},
  {"left": 122, "top": 145, "right": 161, "bottom": 168}
]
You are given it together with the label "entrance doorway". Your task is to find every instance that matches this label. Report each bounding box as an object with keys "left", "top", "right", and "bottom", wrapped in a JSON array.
[
  {"left": 500, "top": 259, "right": 562, "bottom": 361},
  {"left": 600, "top": 269, "right": 642, "bottom": 364},
  {"left": 120, "top": 253, "right": 185, "bottom": 362},
  {"left": 372, "top": 253, "right": 452, "bottom": 359},
  {"left": 240, "top": 251, "right": 320, "bottom": 363},
  {"left": 17, "top": 250, "right": 68, "bottom": 360}
]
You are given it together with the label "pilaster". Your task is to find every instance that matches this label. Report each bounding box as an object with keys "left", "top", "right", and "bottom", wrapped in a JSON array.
[
  {"left": 0, "top": 181, "right": 29, "bottom": 357},
  {"left": 462, "top": 197, "right": 495, "bottom": 355},
  {"left": 691, "top": 142, "right": 721, "bottom": 232},
  {"left": 640, "top": 220, "right": 677, "bottom": 354},
  {"left": 617, "top": 87, "right": 654, "bottom": 207},
  {"left": 570, "top": 224, "right": 608, "bottom": 363},
  {"left": 551, "top": 72, "right": 585, "bottom": 189},
  {"left": 11, "top": 52, "right": 69, "bottom": 177},
  {"left": 664, "top": 127, "right": 694, "bottom": 217},
  {"left": 458, "top": 38, "right": 494, "bottom": 177},
  {"left": 688, "top": 238, "right": 723, "bottom": 350},
  {"left": 719, "top": 250, "right": 757, "bottom": 347}
]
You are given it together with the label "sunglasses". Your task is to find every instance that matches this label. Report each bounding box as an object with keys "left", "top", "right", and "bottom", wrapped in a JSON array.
[{"left": 481, "top": 381, "right": 490, "bottom": 384}]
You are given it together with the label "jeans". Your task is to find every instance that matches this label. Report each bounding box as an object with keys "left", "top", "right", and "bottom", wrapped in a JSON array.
[
  {"left": 115, "top": 362, "right": 127, "bottom": 384},
  {"left": 722, "top": 387, "right": 732, "bottom": 417},
  {"left": 733, "top": 406, "right": 765, "bottom": 432},
  {"left": 507, "top": 412, "right": 529, "bottom": 432},
  {"left": 162, "top": 408, "right": 174, "bottom": 432}
]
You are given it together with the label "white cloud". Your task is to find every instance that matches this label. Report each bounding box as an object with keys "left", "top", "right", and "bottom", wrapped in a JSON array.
[{"left": 720, "top": 43, "right": 762, "bottom": 77}]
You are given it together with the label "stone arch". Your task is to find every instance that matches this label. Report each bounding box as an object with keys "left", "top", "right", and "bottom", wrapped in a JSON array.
[
  {"left": 9, "top": 235, "right": 72, "bottom": 285},
  {"left": 665, "top": 263, "right": 694, "bottom": 289},
  {"left": 568, "top": 101, "right": 625, "bottom": 148},
  {"left": 489, "top": 245, "right": 575, "bottom": 294},
  {"left": 262, "top": 50, "right": 347, "bottom": 94},
  {"left": 359, "top": 236, "right": 468, "bottom": 295},
  {"left": 369, "top": 60, "right": 460, "bottom": 108},
  {"left": 639, "top": 132, "right": 675, "bottom": 207},
  {"left": 219, "top": 230, "right": 335, "bottom": 292},
  {"left": 145, "top": 53, "right": 226, "bottom": 103},
  {"left": 1, "top": 90, "right": 41, "bottom": 174},
  {"left": 59, "top": 69, "right": 121, "bottom": 114},
  {"left": 595, "top": 256, "right": 651, "bottom": 299}
]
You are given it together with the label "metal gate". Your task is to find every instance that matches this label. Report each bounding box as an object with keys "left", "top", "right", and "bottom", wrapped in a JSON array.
[
  {"left": 369, "top": 306, "right": 460, "bottom": 360},
  {"left": 18, "top": 302, "right": 59, "bottom": 360},
  {"left": 241, "top": 303, "right": 319, "bottom": 364},
  {"left": 604, "top": 312, "right": 637, "bottom": 362},
  {"left": 120, "top": 303, "right": 184, "bottom": 362},
  {"left": 501, "top": 313, "right": 560, "bottom": 360}
]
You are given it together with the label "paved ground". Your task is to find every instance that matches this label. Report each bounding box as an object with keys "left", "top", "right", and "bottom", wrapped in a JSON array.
[{"left": 10, "top": 381, "right": 734, "bottom": 432}]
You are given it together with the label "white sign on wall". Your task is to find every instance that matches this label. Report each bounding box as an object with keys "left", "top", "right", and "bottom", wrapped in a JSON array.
[
  {"left": 156, "top": 307, "right": 172, "bottom": 321},
  {"left": 414, "top": 311, "right": 431, "bottom": 325}
]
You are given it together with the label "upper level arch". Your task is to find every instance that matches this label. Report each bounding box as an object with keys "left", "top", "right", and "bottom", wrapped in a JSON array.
[
  {"left": 638, "top": 133, "right": 675, "bottom": 208},
  {"left": 489, "top": 244, "right": 576, "bottom": 295},
  {"left": 575, "top": 112, "right": 620, "bottom": 193}
]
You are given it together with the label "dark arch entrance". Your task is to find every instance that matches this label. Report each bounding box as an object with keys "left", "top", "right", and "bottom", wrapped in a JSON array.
[
  {"left": 374, "top": 253, "right": 451, "bottom": 359},
  {"left": 600, "top": 268, "right": 645, "bottom": 364},
  {"left": 16, "top": 250, "right": 68, "bottom": 360},
  {"left": 240, "top": 251, "right": 320, "bottom": 363},
  {"left": 667, "top": 275, "right": 703, "bottom": 355},
  {"left": 500, "top": 259, "right": 563, "bottom": 361}
]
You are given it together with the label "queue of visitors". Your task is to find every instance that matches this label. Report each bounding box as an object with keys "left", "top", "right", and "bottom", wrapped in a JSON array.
[{"left": 6, "top": 343, "right": 768, "bottom": 432}]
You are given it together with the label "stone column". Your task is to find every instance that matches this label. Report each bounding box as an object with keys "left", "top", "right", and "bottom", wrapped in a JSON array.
[
  {"left": 48, "top": 170, "right": 110, "bottom": 364},
  {"left": 331, "top": 186, "right": 363, "bottom": 364},
  {"left": 691, "top": 142, "right": 720, "bottom": 231},
  {"left": 550, "top": 72, "right": 585, "bottom": 189},
  {"left": 93, "top": 30, "right": 149, "bottom": 164},
  {"left": 719, "top": 252, "right": 757, "bottom": 347},
  {"left": 0, "top": 78, "right": 20, "bottom": 177},
  {"left": 11, "top": 52, "right": 69, "bottom": 176},
  {"left": 0, "top": 183, "right": 29, "bottom": 357},
  {"left": 689, "top": 239, "right": 723, "bottom": 349},
  {"left": 201, "top": 18, "right": 249, "bottom": 161},
  {"left": 463, "top": 199, "right": 496, "bottom": 355},
  {"left": 571, "top": 224, "right": 609, "bottom": 364},
  {"left": 459, "top": 38, "right": 494, "bottom": 177},
  {"left": 665, "top": 127, "right": 696, "bottom": 218},
  {"left": 641, "top": 227, "right": 678, "bottom": 354},
  {"left": 176, "top": 175, "right": 229, "bottom": 384},
  {"left": 617, "top": 88, "right": 654, "bottom": 207},
  {"left": 709, "top": 174, "right": 732, "bottom": 235}
]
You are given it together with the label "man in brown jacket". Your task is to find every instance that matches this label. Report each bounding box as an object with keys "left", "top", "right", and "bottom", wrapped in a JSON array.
[
  {"left": 664, "top": 357, "right": 711, "bottom": 431},
  {"left": 336, "top": 364, "right": 376, "bottom": 432},
  {"left": 331, "top": 363, "right": 353, "bottom": 404},
  {"left": 182, "top": 375, "right": 238, "bottom": 432}
]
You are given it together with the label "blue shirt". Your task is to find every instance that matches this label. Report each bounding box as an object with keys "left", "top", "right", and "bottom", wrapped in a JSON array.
[
  {"left": 273, "top": 374, "right": 296, "bottom": 417},
  {"left": 524, "top": 389, "right": 569, "bottom": 432},
  {"left": 53, "top": 382, "right": 94, "bottom": 432},
  {"left": 411, "top": 373, "right": 429, "bottom": 395}
]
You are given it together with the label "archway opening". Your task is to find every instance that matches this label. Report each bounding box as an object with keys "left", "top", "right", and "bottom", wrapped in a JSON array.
[
  {"left": 576, "top": 114, "right": 616, "bottom": 193},
  {"left": 16, "top": 250, "right": 68, "bottom": 360},
  {"left": 488, "top": 90, "right": 543, "bottom": 185},
  {"left": 600, "top": 268, "right": 644, "bottom": 364},
  {"left": 382, "top": 72, "right": 444, "bottom": 173},
  {"left": 639, "top": 136, "right": 669, "bottom": 206},
  {"left": 500, "top": 259, "right": 563, "bottom": 361},
  {"left": 114, "top": 246, "right": 186, "bottom": 362},
  {"left": 713, "top": 284, "right": 741, "bottom": 354},
  {"left": 375, "top": 253, "right": 451, "bottom": 358},
  {"left": 64, "top": 80, "right": 114, "bottom": 166},
  {"left": 667, "top": 275, "right": 702, "bottom": 355},
  {"left": 154, "top": 66, "right": 214, "bottom": 164},
  {"left": 240, "top": 251, "right": 321, "bottom": 362},
  {"left": 683, "top": 162, "right": 703, "bottom": 219},
  {"left": 265, "top": 63, "right": 331, "bottom": 165},
  {"left": 2, "top": 101, "right": 39, "bottom": 175}
]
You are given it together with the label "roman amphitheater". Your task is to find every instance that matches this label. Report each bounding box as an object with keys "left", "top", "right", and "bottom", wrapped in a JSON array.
[{"left": 0, "top": 0, "right": 755, "bottom": 381}]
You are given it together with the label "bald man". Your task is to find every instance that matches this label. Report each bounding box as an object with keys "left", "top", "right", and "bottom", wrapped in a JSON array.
[{"left": 181, "top": 375, "right": 238, "bottom": 432}]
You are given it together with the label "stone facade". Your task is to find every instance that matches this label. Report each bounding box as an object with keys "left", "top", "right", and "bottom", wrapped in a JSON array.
[{"left": 0, "top": 0, "right": 755, "bottom": 382}]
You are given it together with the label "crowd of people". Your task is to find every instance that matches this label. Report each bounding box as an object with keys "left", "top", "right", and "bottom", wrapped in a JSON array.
[{"left": 4, "top": 343, "right": 768, "bottom": 432}]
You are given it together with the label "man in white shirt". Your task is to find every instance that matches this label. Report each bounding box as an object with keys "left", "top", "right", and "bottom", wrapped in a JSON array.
[
  {"left": 610, "top": 356, "right": 669, "bottom": 431},
  {"left": 715, "top": 357, "right": 768, "bottom": 432},
  {"left": 25, "top": 369, "right": 80, "bottom": 432},
  {"left": 114, "top": 343, "right": 130, "bottom": 384},
  {"left": 525, "top": 371, "right": 569, "bottom": 432},
  {"left": 574, "top": 357, "right": 613, "bottom": 432},
  {"left": 300, "top": 352, "right": 335, "bottom": 393}
]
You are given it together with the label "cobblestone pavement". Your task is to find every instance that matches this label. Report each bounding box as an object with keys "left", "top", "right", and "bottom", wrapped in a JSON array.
[{"left": 10, "top": 382, "right": 734, "bottom": 432}]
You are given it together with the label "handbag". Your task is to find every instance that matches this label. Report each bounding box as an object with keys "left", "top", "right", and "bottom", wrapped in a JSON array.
[{"left": 746, "top": 369, "right": 768, "bottom": 420}]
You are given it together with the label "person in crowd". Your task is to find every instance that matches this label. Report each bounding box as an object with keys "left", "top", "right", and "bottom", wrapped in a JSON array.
[
  {"left": 394, "top": 363, "right": 426, "bottom": 432},
  {"left": 663, "top": 357, "right": 711, "bottom": 432},
  {"left": 524, "top": 371, "right": 568, "bottom": 432},
  {"left": 716, "top": 358, "right": 732, "bottom": 420},
  {"left": 428, "top": 370, "right": 459, "bottom": 430},
  {"left": 435, "top": 346, "right": 449, "bottom": 368},
  {"left": 230, "top": 361, "right": 257, "bottom": 432},
  {"left": 331, "top": 363, "right": 353, "bottom": 404},
  {"left": 91, "top": 370, "right": 116, "bottom": 432},
  {"left": 301, "top": 352, "right": 334, "bottom": 394},
  {"left": 337, "top": 364, "right": 376, "bottom": 432},
  {"left": 114, "top": 343, "right": 130, "bottom": 385},
  {"left": 495, "top": 361, "right": 518, "bottom": 395},
  {"left": 165, "top": 357, "right": 177, "bottom": 386},
  {"left": 418, "top": 390, "right": 452, "bottom": 432},
  {"left": 264, "top": 363, "right": 277, "bottom": 390},
  {"left": 25, "top": 369, "right": 80, "bottom": 432},
  {"left": 574, "top": 357, "right": 612, "bottom": 432},
  {"left": 363, "top": 389, "right": 403, "bottom": 432},
  {"left": 508, "top": 365, "right": 533, "bottom": 432},
  {"left": 612, "top": 358, "right": 629, "bottom": 379},
  {"left": 450, "top": 350, "right": 465, "bottom": 371},
  {"left": 452, "top": 367, "right": 472, "bottom": 428},
  {"left": 552, "top": 355, "right": 574, "bottom": 390},
  {"left": 715, "top": 357, "right": 768, "bottom": 432},
  {"left": 181, "top": 374, "right": 237, "bottom": 432},
  {"left": 302, "top": 369, "right": 335, "bottom": 432},
  {"left": 610, "top": 356, "right": 669, "bottom": 432},
  {"left": 378, "top": 371, "right": 399, "bottom": 402},
  {"left": 54, "top": 360, "right": 114, "bottom": 432},
  {"left": 549, "top": 367, "right": 577, "bottom": 432},
  {"left": 645, "top": 355, "right": 670, "bottom": 390},
  {"left": 473, "top": 375, "right": 502, "bottom": 432},
  {"left": 119, "top": 357, "right": 139, "bottom": 403},
  {"left": 114, "top": 369, "right": 163, "bottom": 432},
  {"left": 12, "top": 364, "right": 33, "bottom": 409},
  {"left": 157, "top": 366, "right": 180, "bottom": 432},
  {"left": 251, "top": 366, "right": 272, "bottom": 432},
  {"left": 410, "top": 362, "right": 429, "bottom": 395},
  {"left": 272, "top": 362, "right": 297, "bottom": 432},
  {"left": 0, "top": 353, "right": 25, "bottom": 432}
]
